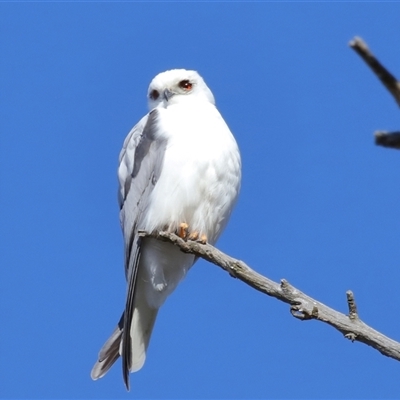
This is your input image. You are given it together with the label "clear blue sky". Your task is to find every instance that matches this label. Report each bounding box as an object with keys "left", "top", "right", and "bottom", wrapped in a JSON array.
[{"left": 1, "top": 2, "right": 400, "bottom": 399}]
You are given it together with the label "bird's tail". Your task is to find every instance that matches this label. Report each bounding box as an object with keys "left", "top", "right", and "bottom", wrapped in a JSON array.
[
  {"left": 91, "top": 302, "right": 158, "bottom": 383},
  {"left": 125, "top": 294, "right": 159, "bottom": 374},
  {"left": 91, "top": 314, "right": 124, "bottom": 380}
]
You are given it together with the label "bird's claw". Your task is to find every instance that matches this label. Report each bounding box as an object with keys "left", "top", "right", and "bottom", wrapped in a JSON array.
[
  {"left": 188, "top": 231, "right": 199, "bottom": 241},
  {"left": 197, "top": 234, "right": 207, "bottom": 244},
  {"left": 178, "top": 223, "right": 189, "bottom": 239},
  {"left": 177, "top": 225, "right": 207, "bottom": 244},
  {"left": 187, "top": 231, "right": 207, "bottom": 244}
]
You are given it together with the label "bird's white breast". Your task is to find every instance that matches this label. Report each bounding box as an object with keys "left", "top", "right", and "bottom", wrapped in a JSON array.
[
  {"left": 143, "top": 101, "right": 241, "bottom": 244},
  {"left": 140, "top": 100, "right": 241, "bottom": 308}
]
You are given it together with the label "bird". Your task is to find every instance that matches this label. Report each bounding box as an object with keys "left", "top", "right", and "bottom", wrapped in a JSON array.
[{"left": 91, "top": 69, "right": 241, "bottom": 390}]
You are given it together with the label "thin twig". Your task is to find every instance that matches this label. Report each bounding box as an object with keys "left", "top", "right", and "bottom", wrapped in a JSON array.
[
  {"left": 141, "top": 231, "right": 400, "bottom": 363},
  {"left": 346, "top": 290, "right": 358, "bottom": 320},
  {"left": 349, "top": 36, "right": 400, "bottom": 107},
  {"left": 374, "top": 131, "right": 400, "bottom": 149}
]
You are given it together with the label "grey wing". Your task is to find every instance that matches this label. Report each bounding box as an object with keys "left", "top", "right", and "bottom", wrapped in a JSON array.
[
  {"left": 117, "top": 113, "right": 148, "bottom": 211},
  {"left": 118, "top": 109, "right": 166, "bottom": 278},
  {"left": 119, "top": 109, "right": 167, "bottom": 390},
  {"left": 91, "top": 109, "right": 167, "bottom": 389}
]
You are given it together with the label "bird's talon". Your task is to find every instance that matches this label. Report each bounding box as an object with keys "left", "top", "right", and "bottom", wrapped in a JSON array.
[
  {"left": 197, "top": 234, "right": 207, "bottom": 244},
  {"left": 188, "top": 231, "right": 199, "bottom": 241},
  {"left": 178, "top": 223, "right": 189, "bottom": 239}
]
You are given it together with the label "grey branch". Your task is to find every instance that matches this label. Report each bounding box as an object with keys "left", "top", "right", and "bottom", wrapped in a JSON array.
[
  {"left": 346, "top": 290, "right": 358, "bottom": 320},
  {"left": 349, "top": 36, "right": 400, "bottom": 149},
  {"left": 140, "top": 230, "right": 400, "bottom": 362}
]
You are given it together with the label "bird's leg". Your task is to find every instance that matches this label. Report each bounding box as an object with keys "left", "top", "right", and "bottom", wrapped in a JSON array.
[
  {"left": 198, "top": 234, "right": 207, "bottom": 244},
  {"left": 177, "top": 224, "right": 207, "bottom": 244},
  {"left": 188, "top": 231, "right": 199, "bottom": 241},
  {"left": 178, "top": 222, "right": 189, "bottom": 239},
  {"left": 187, "top": 231, "right": 207, "bottom": 244}
]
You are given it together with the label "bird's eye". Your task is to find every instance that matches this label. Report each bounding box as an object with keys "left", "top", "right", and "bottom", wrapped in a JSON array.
[
  {"left": 149, "top": 89, "right": 160, "bottom": 100},
  {"left": 178, "top": 80, "right": 193, "bottom": 90}
]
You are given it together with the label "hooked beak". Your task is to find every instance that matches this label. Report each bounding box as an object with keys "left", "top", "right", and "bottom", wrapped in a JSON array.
[{"left": 163, "top": 88, "right": 175, "bottom": 102}]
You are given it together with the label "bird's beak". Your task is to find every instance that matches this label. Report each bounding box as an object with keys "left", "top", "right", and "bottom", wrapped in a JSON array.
[{"left": 163, "top": 88, "right": 175, "bottom": 102}]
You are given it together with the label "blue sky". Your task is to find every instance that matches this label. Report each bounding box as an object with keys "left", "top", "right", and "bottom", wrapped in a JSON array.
[{"left": 2, "top": 2, "right": 400, "bottom": 399}]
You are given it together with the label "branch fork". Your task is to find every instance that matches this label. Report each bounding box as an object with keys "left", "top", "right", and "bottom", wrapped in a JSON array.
[{"left": 350, "top": 36, "right": 400, "bottom": 149}]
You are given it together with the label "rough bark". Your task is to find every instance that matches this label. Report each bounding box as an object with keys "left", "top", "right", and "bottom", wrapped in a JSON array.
[{"left": 140, "top": 231, "right": 400, "bottom": 363}]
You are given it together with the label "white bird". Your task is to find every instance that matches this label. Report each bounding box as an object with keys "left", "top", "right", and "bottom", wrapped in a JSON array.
[{"left": 91, "top": 69, "right": 241, "bottom": 390}]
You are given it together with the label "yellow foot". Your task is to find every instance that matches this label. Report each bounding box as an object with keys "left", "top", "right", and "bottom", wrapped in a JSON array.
[
  {"left": 178, "top": 223, "right": 189, "bottom": 239},
  {"left": 188, "top": 231, "right": 199, "bottom": 241},
  {"left": 198, "top": 234, "right": 207, "bottom": 244},
  {"left": 187, "top": 231, "right": 207, "bottom": 244}
]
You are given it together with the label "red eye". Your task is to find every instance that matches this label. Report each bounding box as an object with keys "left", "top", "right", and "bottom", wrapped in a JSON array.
[
  {"left": 178, "top": 80, "right": 193, "bottom": 90},
  {"left": 150, "top": 89, "right": 159, "bottom": 100}
]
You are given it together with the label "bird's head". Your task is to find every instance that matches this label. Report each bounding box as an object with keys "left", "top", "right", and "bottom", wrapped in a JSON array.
[{"left": 147, "top": 69, "right": 215, "bottom": 110}]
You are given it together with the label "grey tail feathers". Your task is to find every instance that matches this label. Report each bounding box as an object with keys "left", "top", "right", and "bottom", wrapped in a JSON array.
[
  {"left": 91, "top": 305, "right": 158, "bottom": 391},
  {"left": 91, "top": 313, "right": 124, "bottom": 381}
]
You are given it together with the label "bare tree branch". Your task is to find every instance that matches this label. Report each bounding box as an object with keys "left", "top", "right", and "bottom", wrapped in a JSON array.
[
  {"left": 374, "top": 131, "right": 400, "bottom": 149},
  {"left": 349, "top": 36, "right": 400, "bottom": 149},
  {"left": 349, "top": 36, "right": 400, "bottom": 107},
  {"left": 134, "top": 38, "right": 400, "bottom": 370},
  {"left": 140, "top": 231, "right": 400, "bottom": 363}
]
